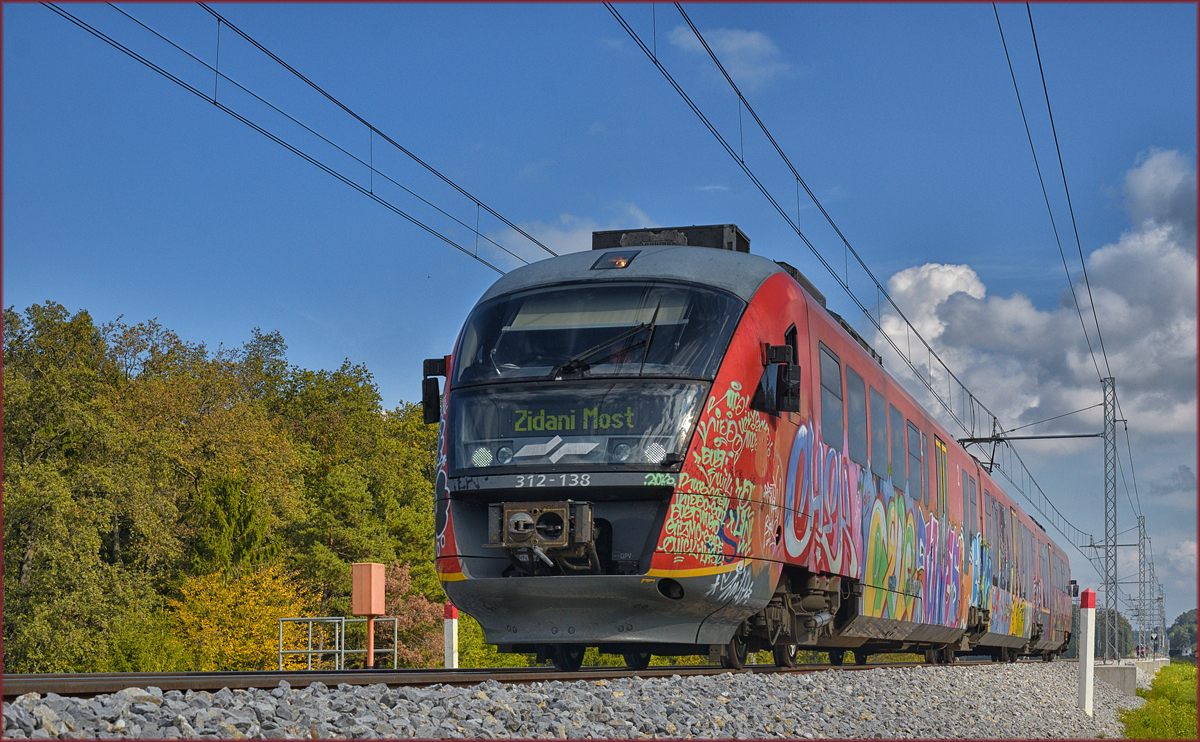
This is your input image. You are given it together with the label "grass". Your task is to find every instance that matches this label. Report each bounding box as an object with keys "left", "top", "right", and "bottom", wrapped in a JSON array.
[{"left": 1119, "top": 660, "right": 1198, "bottom": 739}]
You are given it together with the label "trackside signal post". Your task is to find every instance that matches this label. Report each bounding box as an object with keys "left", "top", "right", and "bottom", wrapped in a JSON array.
[
  {"left": 351, "top": 562, "right": 386, "bottom": 668},
  {"left": 1078, "top": 589, "right": 1096, "bottom": 716},
  {"left": 444, "top": 604, "right": 459, "bottom": 668}
]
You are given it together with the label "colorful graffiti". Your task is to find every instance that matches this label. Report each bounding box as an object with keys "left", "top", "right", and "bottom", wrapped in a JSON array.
[
  {"left": 659, "top": 380, "right": 760, "bottom": 567},
  {"left": 782, "top": 423, "right": 863, "bottom": 578}
]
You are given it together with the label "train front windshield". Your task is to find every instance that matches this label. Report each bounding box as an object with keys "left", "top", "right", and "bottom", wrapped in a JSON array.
[{"left": 450, "top": 281, "right": 744, "bottom": 472}]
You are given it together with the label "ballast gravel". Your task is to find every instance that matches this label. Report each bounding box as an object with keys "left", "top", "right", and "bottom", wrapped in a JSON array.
[{"left": 3, "top": 662, "right": 1143, "bottom": 739}]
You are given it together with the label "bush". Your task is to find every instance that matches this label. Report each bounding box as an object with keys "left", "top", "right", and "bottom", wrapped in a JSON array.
[
  {"left": 169, "top": 563, "right": 315, "bottom": 671},
  {"left": 1120, "top": 661, "right": 1198, "bottom": 739}
]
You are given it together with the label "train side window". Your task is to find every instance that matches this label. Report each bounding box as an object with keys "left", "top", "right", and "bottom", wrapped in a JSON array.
[
  {"left": 906, "top": 421, "right": 921, "bottom": 499},
  {"left": 968, "top": 477, "right": 977, "bottom": 537},
  {"left": 846, "top": 365, "right": 868, "bottom": 467},
  {"left": 870, "top": 388, "right": 887, "bottom": 479},
  {"left": 818, "top": 344, "right": 843, "bottom": 452},
  {"left": 934, "top": 437, "right": 947, "bottom": 517},
  {"left": 961, "top": 477, "right": 969, "bottom": 534},
  {"left": 889, "top": 404, "right": 905, "bottom": 490}
]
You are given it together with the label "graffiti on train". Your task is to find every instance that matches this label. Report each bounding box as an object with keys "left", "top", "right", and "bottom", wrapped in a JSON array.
[{"left": 782, "top": 422, "right": 863, "bottom": 577}]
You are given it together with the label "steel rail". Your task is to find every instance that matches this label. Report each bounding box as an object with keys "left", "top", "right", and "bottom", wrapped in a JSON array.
[{"left": 2, "top": 659, "right": 1062, "bottom": 699}]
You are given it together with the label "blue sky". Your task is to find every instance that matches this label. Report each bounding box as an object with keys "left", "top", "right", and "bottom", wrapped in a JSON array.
[{"left": 4, "top": 3, "right": 1196, "bottom": 623}]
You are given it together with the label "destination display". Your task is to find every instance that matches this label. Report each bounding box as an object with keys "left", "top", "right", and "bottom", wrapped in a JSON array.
[{"left": 450, "top": 381, "right": 706, "bottom": 472}]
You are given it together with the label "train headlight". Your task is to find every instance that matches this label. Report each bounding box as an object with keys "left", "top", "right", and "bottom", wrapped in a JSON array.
[
  {"left": 613, "top": 443, "right": 632, "bottom": 462},
  {"left": 496, "top": 446, "right": 514, "bottom": 464},
  {"left": 471, "top": 446, "right": 494, "bottom": 467},
  {"left": 644, "top": 441, "right": 667, "bottom": 464}
]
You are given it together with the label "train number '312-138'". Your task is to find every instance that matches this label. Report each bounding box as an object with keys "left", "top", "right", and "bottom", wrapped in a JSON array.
[{"left": 515, "top": 473, "right": 592, "bottom": 488}]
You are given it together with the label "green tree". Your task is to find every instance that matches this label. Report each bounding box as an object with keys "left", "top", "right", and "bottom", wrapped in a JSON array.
[
  {"left": 187, "top": 476, "right": 278, "bottom": 575},
  {"left": 3, "top": 301, "right": 444, "bottom": 672},
  {"left": 1169, "top": 609, "right": 1197, "bottom": 654}
]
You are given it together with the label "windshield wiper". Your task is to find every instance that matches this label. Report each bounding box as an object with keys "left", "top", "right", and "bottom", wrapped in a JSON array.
[{"left": 549, "top": 323, "right": 650, "bottom": 379}]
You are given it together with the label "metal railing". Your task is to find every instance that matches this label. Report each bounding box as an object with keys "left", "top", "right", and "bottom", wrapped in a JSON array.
[{"left": 278, "top": 616, "right": 399, "bottom": 670}]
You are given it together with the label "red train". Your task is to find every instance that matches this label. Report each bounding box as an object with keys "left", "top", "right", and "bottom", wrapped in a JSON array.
[{"left": 423, "top": 225, "right": 1073, "bottom": 670}]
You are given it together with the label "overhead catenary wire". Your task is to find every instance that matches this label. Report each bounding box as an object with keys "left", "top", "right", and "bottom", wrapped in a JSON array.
[
  {"left": 607, "top": 2, "right": 1115, "bottom": 581},
  {"left": 1025, "top": 2, "right": 1112, "bottom": 380},
  {"left": 992, "top": 3, "right": 1104, "bottom": 385},
  {"left": 195, "top": 2, "right": 557, "bottom": 261},
  {"left": 47, "top": 2, "right": 508, "bottom": 274},
  {"left": 607, "top": 1, "right": 981, "bottom": 438},
  {"left": 610, "top": 3, "right": 1114, "bottom": 585},
  {"left": 104, "top": 2, "right": 529, "bottom": 270},
  {"left": 1001, "top": 402, "right": 1102, "bottom": 434}
]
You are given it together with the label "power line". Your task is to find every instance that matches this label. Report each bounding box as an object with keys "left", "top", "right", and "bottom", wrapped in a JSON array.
[
  {"left": 992, "top": 3, "right": 1103, "bottom": 384},
  {"left": 104, "top": 2, "right": 528, "bottom": 270},
  {"left": 195, "top": 2, "right": 557, "bottom": 261},
  {"left": 609, "top": 2, "right": 980, "bottom": 438},
  {"left": 1120, "top": 420, "right": 1144, "bottom": 516},
  {"left": 45, "top": 2, "right": 505, "bottom": 274},
  {"left": 1025, "top": 3, "right": 1112, "bottom": 379},
  {"left": 1003, "top": 402, "right": 1102, "bottom": 434},
  {"left": 608, "top": 2, "right": 1107, "bottom": 580}
]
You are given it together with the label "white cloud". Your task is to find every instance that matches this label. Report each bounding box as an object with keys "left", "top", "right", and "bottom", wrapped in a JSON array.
[
  {"left": 875, "top": 150, "right": 1197, "bottom": 441},
  {"left": 667, "top": 25, "right": 791, "bottom": 92},
  {"left": 1167, "top": 539, "right": 1197, "bottom": 575},
  {"left": 697, "top": 184, "right": 730, "bottom": 192},
  {"left": 1124, "top": 148, "right": 1198, "bottom": 232}
]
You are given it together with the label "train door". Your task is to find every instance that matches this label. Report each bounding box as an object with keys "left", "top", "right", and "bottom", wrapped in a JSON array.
[{"left": 933, "top": 437, "right": 947, "bottom": 575}]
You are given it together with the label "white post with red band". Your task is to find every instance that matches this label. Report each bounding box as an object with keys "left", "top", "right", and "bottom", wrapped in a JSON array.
[
  {"left": 1078, "top": 588, "right": 1096, "bottom": 717},
  {"left": 444, "top": 603, "right": 459, "bottom": 669}
]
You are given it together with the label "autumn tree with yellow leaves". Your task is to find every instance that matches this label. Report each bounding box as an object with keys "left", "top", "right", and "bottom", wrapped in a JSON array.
[{"left": 170, "top": 563, "right": 315, "bottom": 671}]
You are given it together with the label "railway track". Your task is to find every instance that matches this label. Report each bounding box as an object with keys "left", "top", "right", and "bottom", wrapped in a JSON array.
[{"left": 3, "top": 658, "right": 1053, "bottom": 699}]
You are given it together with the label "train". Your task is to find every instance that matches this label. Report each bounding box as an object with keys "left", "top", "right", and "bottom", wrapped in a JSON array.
[{"left": 423, "top": 224, "right": 1075, "bottom": 671}]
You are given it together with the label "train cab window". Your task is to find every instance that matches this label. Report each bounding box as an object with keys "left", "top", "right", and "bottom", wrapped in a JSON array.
[
  {"left": 818, "top": 344, "right": 844, "bottom": 452},
  {"left": 906, "top": 421, "right": 921, "bottom": 499},
  {"left": 870, "top": 388, "right": 887, "bottom": 479},
  {"left": 846, "top": 365, "right": 868, "bottom": 467},
  {"left": 454, "top": 281, "right": 745, "bottom": 385},
  {"left": 968, "top": 477, "right": 977, "bottom": 537}
]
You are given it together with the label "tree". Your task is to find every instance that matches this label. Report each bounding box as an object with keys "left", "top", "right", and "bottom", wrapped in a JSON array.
[
  {"left": 1065, "top": 605, "right": 1135, "bottom": 658},
  {"left": 3, "top": 302, "right": 444, "bottom": 672},
  {"left": 169, "top": 563, "right": 315, "bottom": 671},
  {"left": 1169, "top": 609, "right": 1197, "bottom": 654},
  {"left": 187, "top": 476, "right": 278, "bottom": 576},
  {"left": 379, "top": 562, "right": 443, "bottom": 667}
]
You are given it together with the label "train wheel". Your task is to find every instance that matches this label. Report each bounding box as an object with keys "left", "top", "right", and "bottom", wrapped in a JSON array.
[
  {"left": 623, "top": 651, "right": 652, "bottom": 671},
  {"left": 721, "top": 633, "right": 749, "bottom": 670},
  {"left": 551, "top": 645, "right": 585, "bottom": 672},
  {"left": 1042, "top": 652, "right": 1054, "bottom": 662},
  {"left": 828, "top": 649, "right": 845, "bottom": 666},
  {"left": 773, "top": 644, "right": 799, "bottom": 668},
  {"left": 853, "top": 650, "right": 869, "bottom": 666}
]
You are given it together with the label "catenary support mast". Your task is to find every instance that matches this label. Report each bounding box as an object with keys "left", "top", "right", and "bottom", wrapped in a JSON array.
[{"left": 1102, "top": 377, "right": 1118, "bottom": 661}]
